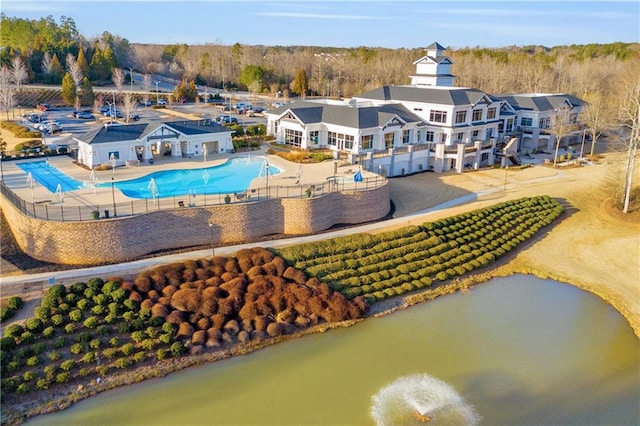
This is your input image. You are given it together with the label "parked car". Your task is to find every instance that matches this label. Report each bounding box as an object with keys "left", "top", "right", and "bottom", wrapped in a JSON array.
[
  {"left": 99, "top": 105, "right": 111, "bottom": 114},
  {"left": 26, "top": 113, "right": 41, "bottom": 123},
  {"left": 43, "top": 122, "right": 62, "bottom": 134},
  {"left": 157, "top": 99, "right": 167, "bottom": 106},
  {"left": 216, "top": 115, "right": 238, "bottom": 125},
  {"left": 139, "top": 99, "right": 152, "bottom": 106},
  {"left": 127, "top": 114, "right": 140, "bottom": 121},
  {"left": 73, "top": 109, "right": 93, "bottom": 118},
  {"left": 76, "top": 111, "right": 95, "bottom": 120},
  {"left": 38, "top": 103, "right": 52, "bottom": 111}
]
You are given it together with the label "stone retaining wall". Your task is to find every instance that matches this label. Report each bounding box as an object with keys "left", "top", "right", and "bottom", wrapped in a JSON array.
[{"left": 1, "top": 184, "right": 389, "bottom": 265}]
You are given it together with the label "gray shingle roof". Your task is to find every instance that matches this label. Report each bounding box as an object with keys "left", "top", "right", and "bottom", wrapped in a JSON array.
[
  {"left": 278, "top": 101, "right": 423, "bottom": 129},
  {"left": 77, "top": 120, "right": 231, "bottom": 145},
  {"left": 356, "top": 85, "right": 492, "bottom": 106},
  {"left": 164, "top": 120, "right": 231, "bottom": 135},
  {"left": 496, "top": 94, "right": 585, "bottom": 112},
  {"left": 79, "top": 123, "right": 153, "bottom": 145}
]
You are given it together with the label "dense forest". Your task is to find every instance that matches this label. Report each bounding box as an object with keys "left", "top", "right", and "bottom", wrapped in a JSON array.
[{"left": 1, "top": 14, "right": 639, "bottom": 100}]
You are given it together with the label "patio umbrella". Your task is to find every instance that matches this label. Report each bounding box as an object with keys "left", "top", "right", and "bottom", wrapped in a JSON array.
[{"left": 354, "top": 169, "right": 363, "bottom": 182}]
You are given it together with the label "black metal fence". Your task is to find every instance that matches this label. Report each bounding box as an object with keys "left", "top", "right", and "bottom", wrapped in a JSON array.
[{"left": 0, "top": 176, "right": 386, "bottom": 222}]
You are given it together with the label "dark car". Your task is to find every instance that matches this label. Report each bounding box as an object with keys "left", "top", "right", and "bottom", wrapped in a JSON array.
[
  {"left": 27, "top": 113, "right": 41, "bottom": 123},
  {"left": 128, "top": 114, "right": 140, "bottom": 121}
]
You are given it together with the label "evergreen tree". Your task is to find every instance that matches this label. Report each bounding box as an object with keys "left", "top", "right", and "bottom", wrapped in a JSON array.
[
  {"left": 89, "top": 47, "right": 112, "bottom": 82},
  {"left": 79, "top": 76, "right": 94, "bottom": 106},
  {"left": 48, "top": 53, "right": 64, "bottom": 84},
  {"left": 61, "top": 72, "right": 77, "bottom": 105},
  {"left": 77, "top": 46, "right": 89, "bottom": 77},
  {"left": 291, "top": 68, "right": 308, "bottom": 99}
]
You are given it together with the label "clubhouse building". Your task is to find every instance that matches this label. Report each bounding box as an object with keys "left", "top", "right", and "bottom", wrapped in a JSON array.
[{"left": 265, "top": 42, "right": 585, "bottom": 174}]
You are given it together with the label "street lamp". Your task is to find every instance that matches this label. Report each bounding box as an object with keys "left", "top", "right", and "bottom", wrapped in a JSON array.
[
  {"left": 208, "top": 222, "right": 215, "bottom": 256},
  {"left": 154, "top": 81, "right": 160, "bottom": 104},
  {"left": 128, "top": 68, "right": 134, "bottom": 92},
  {"left": 264, "top": 159, "right": 270, "bottom": 197},
  {"left": 111, "top": 177, "right": 117, "bottom": 217},
  {"left": 110, "top": 153, "right": 117, "bottom": 217}
]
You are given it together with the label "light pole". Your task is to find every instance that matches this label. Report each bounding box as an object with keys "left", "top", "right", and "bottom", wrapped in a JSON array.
[
  {"left": 111, "top": 177, "right": 117, "bottom": 217},
  {"left": 128, "top": 68, "right": 134, "bottom": 92},
  {"left": 264, "top": 159, "right": 269, "bottom": 197},
  {"left": 110, "top": 153, "right": 117, "bottom": 217},
  {"left": 154, "top": 81, "right": 160, "bottom": 104},
  {"left": 111, "top": 91, "right": 117, "bottom": 120},
  {"left": 208, "top": 222, "right": 215, "bottom": 256}
]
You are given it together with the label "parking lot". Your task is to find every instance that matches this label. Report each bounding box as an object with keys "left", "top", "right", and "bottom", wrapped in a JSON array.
[{"left": 17, "top": 98, "right": 271, "bottom": 150}]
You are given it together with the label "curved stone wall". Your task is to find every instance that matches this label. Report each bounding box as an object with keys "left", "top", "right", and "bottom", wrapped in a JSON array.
[{"left": 1, "top": 184, "right": 390, "bottom": 265}]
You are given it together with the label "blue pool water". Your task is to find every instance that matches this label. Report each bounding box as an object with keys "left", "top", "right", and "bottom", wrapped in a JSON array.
[
  {"left": 17, "top": 157, "right": 280, "bottom": 198},
  {"left": 101, "top": 157, "right": 280, "bottom": 198},
  {"left": 17, "top": 161, "right": 84, "bottom": 193}
]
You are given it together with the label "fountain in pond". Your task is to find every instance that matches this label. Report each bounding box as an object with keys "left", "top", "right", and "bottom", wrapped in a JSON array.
[{"left": 370, "top": 374, "right": 480, "bottom": 425}]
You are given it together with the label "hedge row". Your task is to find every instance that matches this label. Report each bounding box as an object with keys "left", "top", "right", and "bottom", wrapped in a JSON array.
[{"left": 276, "top": 196, "right": 563, "bottom": 303}]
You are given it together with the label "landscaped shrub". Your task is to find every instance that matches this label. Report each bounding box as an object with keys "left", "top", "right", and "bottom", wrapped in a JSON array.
[{"left": 6, "top": 296, "right": 23, "bottom": 311}]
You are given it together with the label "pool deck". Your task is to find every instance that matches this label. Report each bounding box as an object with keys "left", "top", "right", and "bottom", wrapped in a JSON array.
[{"left": 1, "top": 146, "right": 371, "bottom": 213}]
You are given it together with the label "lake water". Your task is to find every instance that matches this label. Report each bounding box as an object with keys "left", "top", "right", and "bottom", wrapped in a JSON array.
[{"left": 27, "top": 275, "right": 640, "bottom": 425}]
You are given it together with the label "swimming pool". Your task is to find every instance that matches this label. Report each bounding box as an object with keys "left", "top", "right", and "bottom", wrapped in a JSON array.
[
  {"left": 17, "top": 161, "right": 85, "bottom": 193},
  {"left": 17, "top": 157, "right": 280, "bottom": 198}
]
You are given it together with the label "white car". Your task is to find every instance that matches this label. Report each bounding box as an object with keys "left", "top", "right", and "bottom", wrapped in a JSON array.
[{"left": 157, "top": 99, "right": 167, "bottom": 105}]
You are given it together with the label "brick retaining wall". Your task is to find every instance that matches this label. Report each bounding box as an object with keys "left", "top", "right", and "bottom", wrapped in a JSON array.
[{"left": 1, "top": 184, "right": 389, "bottom": 265}]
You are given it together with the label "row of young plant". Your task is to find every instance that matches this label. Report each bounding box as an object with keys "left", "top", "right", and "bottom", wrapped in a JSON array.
[
  {"left": 0, "top": 278, "right": 185, "bottom": 398},
  {"left": 276, "top": 196, "right": 564, "bottom": 303}
]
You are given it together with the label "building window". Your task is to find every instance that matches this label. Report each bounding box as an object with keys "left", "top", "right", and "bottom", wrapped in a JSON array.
[
  {"left": 413, "top": 107, "right": 423, "bottom": 112},
  {"left": 539, "top": 117, "right": 550, "bottom": 129},
  {"left": 521, "top": 117, "right": 533, "bottom": 127},
  {"left": 505, "top": 119, "right": 514, "bottom": 133},
  {"left": 385, "top": 133, "right": 395, "bottom": 148},
  {"left": 481, "top": 152, "right": 489, "bottom": 162},
  {"left": 455, "top": 110, "right": 467, "bottom": 124},
  {"left": 284, "top": 128, "right": 303, "bottom": 147},
  {"left": 344, "top": 134, "right": 354, "bottom": 150},
  {"left": 426, "top": 131, "right": 434, "bottom": 142},
  {"left": 440, "top": 133, "right": 447, "bottom": 143},
  {"left": 402, "top": 130, "right": 411, "bottom": 144},
  {"left": 107, "top": 151, "right": 120, "bottom": 160},
  {"left": 472, "top": 130, "right": 479, "bottom": 138},
  {"left": 430, "top": 110, "right": 447, "bottom": 123},
  {"left": 472, "top": 109, "right": 483, "bottom": 122},
  {"left": 455, "top": 132, "right": 464, "bottom": 142},
  {"left": 487, "top": 107, "right": 497, "bottom": 119},
  {"left": 361, "top": 134, "right": 373, "bottom": 150},
  {"left": 328, "top": 132, "right": 337, "bottom": 146},
  {"left": 309, "top": 130, "right": 319, "bottom": 145}
]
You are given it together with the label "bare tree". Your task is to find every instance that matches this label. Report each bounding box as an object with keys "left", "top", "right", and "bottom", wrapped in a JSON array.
[
  {"left": 618, "top": 75, "right": 640, "bottom": 213},
  {"left": 66, "top": 53, "right": 83, "bottom": 88},
  {"left": 10, "top": 56, "right": 28, "bottom": 93},
  {"left": 41, "top": 52, "right": 53, "bottom": 75},
  {"left": 0, "top": 66, "right": 14, "bottom": 121},
  {"left": 143, "top": 74, "right": 152, "bottom": 105},
  {"left": 551, "top": 104, "right": 577, "bottom": 165},
  {"left": 581, "top": 92, "right": 610, "bottom": 157},
  {"left": 112, "top": 68, "right": 125, "bottom": 92},
  {"left": 121, "top": 93, "right": 137, "bottom": 123}
]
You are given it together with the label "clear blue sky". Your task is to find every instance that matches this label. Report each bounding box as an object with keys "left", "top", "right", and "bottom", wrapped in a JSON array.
[{"left": 3, "top": 0, "right": 639, "bottom": 49}]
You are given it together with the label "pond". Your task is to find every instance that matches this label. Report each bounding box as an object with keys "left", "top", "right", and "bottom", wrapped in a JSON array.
[{"left": 27, "top": 275, "right": 639, "bottom": 425}]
